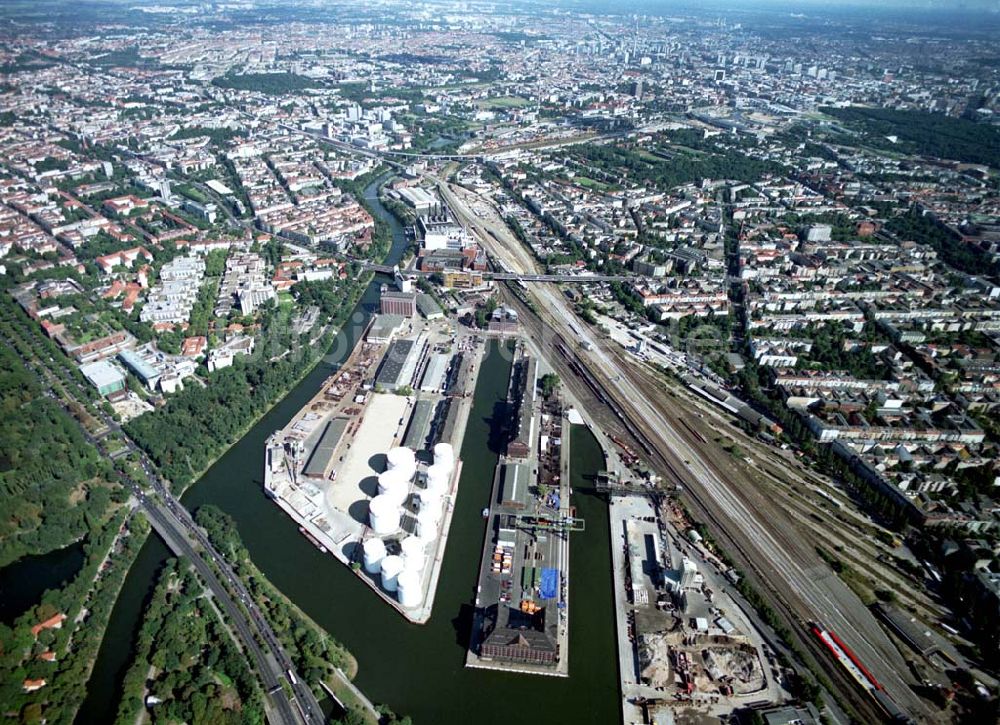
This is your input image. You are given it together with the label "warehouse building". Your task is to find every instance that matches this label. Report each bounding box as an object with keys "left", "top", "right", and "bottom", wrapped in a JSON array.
[
  {"left": 303, "top": 417, "right": 350, "bottom": 479},
  {"left": 416, "top": 293, "right": 443, "bottom": 320},
  {"left": 506, "top": 356, "right": 537, "bottom": 459},
  {"left": 366, "top": 314, "right": 405, "bottom": 344},
  {"left": 420, "top": 353, "right": 451, "bottom": 393},
  {"left": 396, "top": 186, "right": 440, "bottom": 216},
  {"left": 380, "top": 287, "right": 417, "bottom": 317},
  {"left": 402, "top": 399, "right": 436, "bottom": 450}
]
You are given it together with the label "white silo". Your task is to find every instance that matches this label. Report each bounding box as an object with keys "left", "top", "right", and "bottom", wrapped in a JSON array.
[
  {"left": 377, "top": 469, "right": 403, "bottom": 494},
  {"left": 387, "top": 446, "right": 416, "bottom": 472},
  {"left": 368, "top": 495, "right": 401, "bottom": 535},
  {"left": 362, "top": 537, "right": 386, "bottom": 574},
  {"left": 417, "top": 504, "right": 441, "bottom": 543},
  {"left": 380, "top": 554, "right": 405, "bottom": 592},
  {"left": 400, "top": 536, "right": 425, "bottom": 571},
  {"left": 396, "top": 569, "right": 422, "bottom": 608},
  {"left": 378, "top": 470, "right": 409, "bottom": 504},
  {"left": 425, "top": 463, "right": 450, "bottom": 494},
  {"left": 433, "top": 442, "right": 455, "bottom": 472},
  {"left": 418, "top": 488, "right": 442, "bottom": 510}
]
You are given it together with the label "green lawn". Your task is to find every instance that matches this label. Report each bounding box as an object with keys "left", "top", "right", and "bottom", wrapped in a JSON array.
[{"left": 574, "top": 176, "right": 611, "bottom": 192}]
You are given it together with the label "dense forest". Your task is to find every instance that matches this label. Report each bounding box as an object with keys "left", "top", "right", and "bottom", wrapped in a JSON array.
[
  {"left": 114, "top": 558, "right": 265, "bottom": 725},
  {"left": 0, "top": 336, "right": 117, "bottom": 567},
  {"left": 212, "top": 72, "right": 323, "bottom": 95},
  {"left": 822, "top": 106, "right": 1000, "bottom": 168},
  {"left": 570, "top": 141, "right": 785, "bottom": 190}
]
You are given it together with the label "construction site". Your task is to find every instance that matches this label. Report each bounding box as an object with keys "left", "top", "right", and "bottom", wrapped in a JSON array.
[
  {"left": 263, "top": 313, "right": 483, "bottom": 623},
  {"left": 608, "top": 494, "right": 785, "bottom": 723}
]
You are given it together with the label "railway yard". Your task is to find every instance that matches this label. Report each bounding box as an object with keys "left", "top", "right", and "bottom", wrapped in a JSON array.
[
  {"left": 437, "top": 175, "right": 949, "bottom": 723},
  {"left": 264, "top": 314, "right": 484, "bottom": 623}
]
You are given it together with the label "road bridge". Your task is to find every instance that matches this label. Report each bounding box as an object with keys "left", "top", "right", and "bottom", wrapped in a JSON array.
[{"left": 355, "top": 260, "right": 639, "bottom": 284}]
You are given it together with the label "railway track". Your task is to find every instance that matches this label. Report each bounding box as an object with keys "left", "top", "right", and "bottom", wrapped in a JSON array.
[
  {"left": 506, "top": 289, "right": 899, "bottom": 724},
  {"left": 444, "top": 178, "right": 924, "bottom": 721}
]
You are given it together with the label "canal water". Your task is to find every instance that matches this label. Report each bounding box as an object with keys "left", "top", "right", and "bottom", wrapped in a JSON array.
[
  {"left": 80, "top": 175, "right": 620, "bottom": 724},
  {"left": 0, "top": 540, "right": 86, "bottom": 625}
]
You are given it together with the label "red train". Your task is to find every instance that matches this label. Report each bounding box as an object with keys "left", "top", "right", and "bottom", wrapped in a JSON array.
[{"left": 810, "top": 623, "right": 911, "bottom": 723}]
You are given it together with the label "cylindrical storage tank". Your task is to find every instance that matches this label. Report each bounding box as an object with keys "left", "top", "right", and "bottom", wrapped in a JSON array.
[
  {"left": 400, "top": 536, "right": 425, "bottom": 571},
  {"left": 386, "top": 446, "right": 415, "bottom": 472},
  {"left": 380, "top": 554, "right": 405, "bottom": 592},
  {"left": 396, "top": 569, "right": 422, "bottom": 608},
  {"left": 377, "top": 469, "right": 405, "bottom": 494},
  {"left": 378, "top": 471, "right": 409, "bottom": 505},
  {"left": 368, "top": 495, "right": 401, "bottom": 535},
  {"left": 433, "top": 442, "right": 454, "bottom": 472},
  {"left": 417, "top": 506, "right": 440, "bottom": 542},
  {"left": 418, "top": 492, "right": 442, "bottom": 515},
  {"left": 425, "top": 464, "right": 450, "bottom": 494},
  {"left": 362, "top": 537, "right": 386, "bottom": 574}
]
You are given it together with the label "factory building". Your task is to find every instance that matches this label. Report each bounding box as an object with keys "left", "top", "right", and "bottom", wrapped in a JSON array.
[
  {"left": 417, "top": 213, "right": 467, "bottom": 251},
  {"left": 395, "top": 186, "right": 440, "bottom": 216},
  {"left": 380, "top": 286, "right": 417, "bottom": 317}
]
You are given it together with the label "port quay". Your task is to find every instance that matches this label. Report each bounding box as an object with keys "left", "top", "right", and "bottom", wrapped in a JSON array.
[
  {"left": 263, "top": 322, "right": 582, "bottom": 679},
  {"left": 264, "top": 313, "right": 483, "bottom": 624},
  {"left": 466, "top": 343, "right": 579, "bottom": 677}
]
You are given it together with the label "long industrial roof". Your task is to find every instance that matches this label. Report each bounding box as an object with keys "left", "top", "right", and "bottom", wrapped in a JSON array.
[
  {"left": 303, "top": 416, "right": 350, "bottom": 478},
  {"left": 375, "top": 338, "right": 414, "bottom": 389},
  {"left": 402, "top": 399, "right": 435, "bottom": 450},
  {"left": 420, "top": 353, "right": 450, "bottom": 392}
]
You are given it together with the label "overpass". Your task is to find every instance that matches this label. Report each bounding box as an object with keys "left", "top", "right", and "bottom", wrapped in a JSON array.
[{"left": 355, "top": 260, "right": 640, "bottom": 284}]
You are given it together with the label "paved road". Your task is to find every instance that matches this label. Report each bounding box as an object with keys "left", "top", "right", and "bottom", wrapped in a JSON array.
[
  {"left": 0, "top": 315, "right": 322, "bottom": 725},
  {"left": 438, "top": 181, "right": 927, "bottom": 722}
]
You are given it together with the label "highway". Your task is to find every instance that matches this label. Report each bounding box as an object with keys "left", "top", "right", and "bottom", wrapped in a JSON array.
[
  {"left": 0, "top": 313, "right": 323, "bottom": 725},
  {"left": 437, "top": 177, "right": 928, "bottom": 722}
]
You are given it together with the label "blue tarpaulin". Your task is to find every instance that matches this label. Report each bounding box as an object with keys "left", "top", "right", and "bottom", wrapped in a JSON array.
[{"left": 539, "top": 567, "right": 559, "bottom": 600}]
